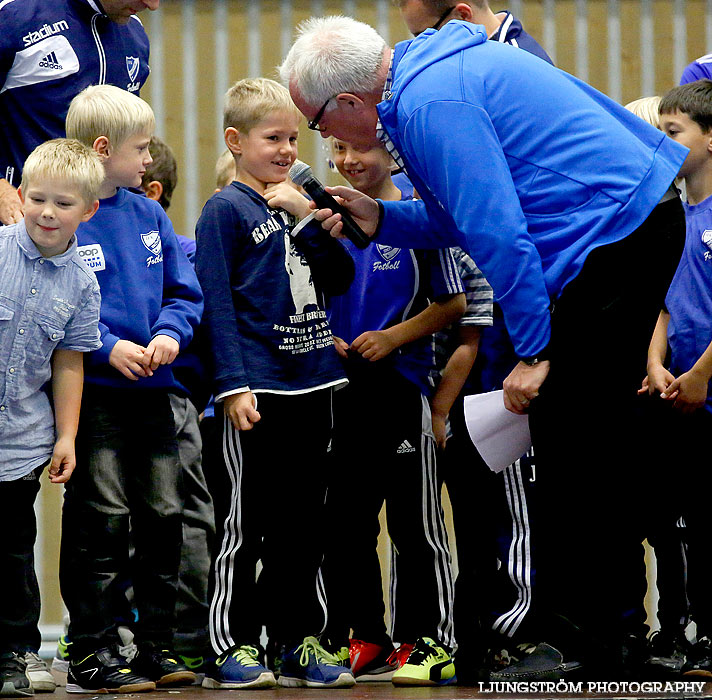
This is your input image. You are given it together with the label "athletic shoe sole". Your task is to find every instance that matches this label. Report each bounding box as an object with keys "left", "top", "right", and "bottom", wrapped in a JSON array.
[
  {"left": 356, "top": 669, "right": 395, "bottom": 682},
  {"left": 0, "top": 681, "right": 33, "bottom": 698},
  {"left": 354, "top": 663, "right": 397, "bottom": 677},
  {"left": 278, "top": 673, "right": 355, "bottom": 688},
  {"left": 65, "top": 681, "right": 156, "bottom": 694},
  {"left": 392, "top": 674, "right": 457, "bottom": 686},
  {"left": 202, "top": 671, "right": 276, "bottom": 689},
  {"left": 155, "top": 671, "right": 197, "bottom": 686},
  {"left": 27, "top": 679, "right": 55, "bottom": 693},
  {"left": 683, "top": 669, "right": 712, "bottom": 678}
]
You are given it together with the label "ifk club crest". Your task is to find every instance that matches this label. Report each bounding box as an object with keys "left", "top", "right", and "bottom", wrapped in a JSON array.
[
  {"left": 126, "top": 56, "right": 140, "bottom": 83},
  {"left": 141, "top": 230, "right": 162, "bottom": 256},
  {"left": 376, "top": 244, "right": 400, "bottom": 261}
]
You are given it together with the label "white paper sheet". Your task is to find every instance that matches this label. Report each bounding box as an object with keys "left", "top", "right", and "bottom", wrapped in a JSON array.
[{"left": 463, "top": 390, "right": 532, "bottom": 473}]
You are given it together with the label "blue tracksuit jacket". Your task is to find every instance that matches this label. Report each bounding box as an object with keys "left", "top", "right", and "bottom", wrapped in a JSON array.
[
  {"left": 376, "top": 21, "right": 688, "bottom": 358},
  {"left": 0, "top": 0, "right": 150, "bottom": 184}
]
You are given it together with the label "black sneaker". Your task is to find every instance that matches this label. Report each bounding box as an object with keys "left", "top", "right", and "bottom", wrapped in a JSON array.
[
  {"left": 130, "top": 647, "right": 196, "bottom": 687},
  {"left": 489, "top": 643, "right": 582, "bottom": 682},
  {"left": 66, "top": 647, "right": 155, "bottom": 693},
  {"left": 646, "top": 629, "right": 689, "bottom": 677},
  {"left": 0, "top": 652, "right": 33, "bottom": 698},
  {"left": 683, "top": 637, "right": 712, "bottom": 678}
]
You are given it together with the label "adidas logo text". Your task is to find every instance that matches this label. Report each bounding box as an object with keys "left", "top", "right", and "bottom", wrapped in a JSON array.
[
  {"left": 39, "top": 52, "right": 62, "bottom": 70},
  {"left": 397, "top": 440, "right": 416, "bottom": 454}
]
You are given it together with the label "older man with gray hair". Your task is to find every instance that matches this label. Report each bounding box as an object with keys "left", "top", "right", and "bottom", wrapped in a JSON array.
[{"left": 281, "top": 15, "right": 688, "bottom": 681}]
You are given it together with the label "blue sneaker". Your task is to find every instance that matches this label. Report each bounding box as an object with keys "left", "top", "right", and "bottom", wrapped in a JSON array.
[
  {"left": 278, "top": 637, "right": 355, "bottom": 688},
  {"left": 201, "top": 645, "right": 275, "bottom": 689}
]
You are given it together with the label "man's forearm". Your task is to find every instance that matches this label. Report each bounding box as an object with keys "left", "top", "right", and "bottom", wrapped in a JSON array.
[{"left": 0, "top": 178, "right": 23, "bottom": 225}]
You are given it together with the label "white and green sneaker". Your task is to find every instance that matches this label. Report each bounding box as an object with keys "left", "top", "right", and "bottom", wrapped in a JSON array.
[{"left": 391, "top": 637, "right": 456, "bottom": 686}]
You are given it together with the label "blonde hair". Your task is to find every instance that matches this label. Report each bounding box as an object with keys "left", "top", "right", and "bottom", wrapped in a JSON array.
[
  {"left": 215, "top": 148, "right": 236, "bottom": 189},
  {"left": 21, "top": 138, "right": 104, "bottom": 204},
  {"left": 223, "top": 78, "right": 300, "bottom": 133},
  {"left": 66, "top": 84, "right": 155, "bottom": 148},
  {"left": 624, "top": 96, "right": 662, "bottom": 129}
]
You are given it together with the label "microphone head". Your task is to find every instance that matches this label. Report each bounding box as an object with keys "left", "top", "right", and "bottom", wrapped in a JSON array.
[{"left": 289, "top": 159, "right": 313, "bottom": 187}]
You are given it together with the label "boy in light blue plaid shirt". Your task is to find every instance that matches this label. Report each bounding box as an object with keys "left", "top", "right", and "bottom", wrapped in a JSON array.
[{"left": 0, "top": 138, "right": 102, "bottom": 696}]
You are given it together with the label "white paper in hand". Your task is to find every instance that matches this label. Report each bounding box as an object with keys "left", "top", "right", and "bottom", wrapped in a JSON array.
[{"left": 463, "top": 390, "right": 532, "bottom": 473}]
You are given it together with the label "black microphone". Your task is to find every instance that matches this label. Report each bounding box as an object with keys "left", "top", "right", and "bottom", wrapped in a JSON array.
[{"left": 289, "top": 160, "right": 372, "bottom": 249}]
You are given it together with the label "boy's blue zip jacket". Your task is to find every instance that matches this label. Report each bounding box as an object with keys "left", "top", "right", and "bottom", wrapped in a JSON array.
[{"left": 376, "top": 21, "right": 688, "bottom": 358}]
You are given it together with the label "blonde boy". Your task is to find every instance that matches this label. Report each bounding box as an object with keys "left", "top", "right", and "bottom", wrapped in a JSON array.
[
  {"left": 60, "top": 85, "right": 203, "bottom": 694},
  {"left": 214, "top": 148, "right": 236, "bottom": 191},
  {"left": 0, "top": 139, "right": 102, "bottom": 696},
  {"left": 195, "top": 78, "right": 354, "bottom": 690}
]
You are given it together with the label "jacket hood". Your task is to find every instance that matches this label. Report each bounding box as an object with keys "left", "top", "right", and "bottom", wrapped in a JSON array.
[{"left": 389, "top": 21, "right": 488, "bottom": 103}]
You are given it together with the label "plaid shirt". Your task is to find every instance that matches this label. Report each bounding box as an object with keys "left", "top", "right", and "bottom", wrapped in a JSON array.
[{"left": 376, "top": 50, "right": 405, "bottom": 171}]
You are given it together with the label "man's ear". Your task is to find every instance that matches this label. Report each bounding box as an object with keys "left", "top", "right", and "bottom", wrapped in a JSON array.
[
  {"left": 17, "top": 185, "right": 24, "bottom": 204},
  {"left": 335, "top": 93, "right": 366, "bottom": 111},
  {"left": 454, "top": 2, "right": 474, "bottom": 21},
  {"left": 93, "top": 135, "right": 111, "bottom": 158},
  {"left": 144, "top": 180, "right": 163, "bottom": 202},
  {"left": 82, "top": 199, "right": 100, "bottom": 222},
  {"left": 225, "top": 127, "right": 242, "bottom": 155}
]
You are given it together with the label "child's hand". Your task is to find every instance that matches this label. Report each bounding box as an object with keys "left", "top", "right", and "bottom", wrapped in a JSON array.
[
  {"left": 350, "top": 330, "right": 397, "bottom": 361},
  {"left": 48, "top": 436, "right": 76, "bottom": 483},
  {"left": 662, "top": 369, "right": 709, "bottom": 413},
  {"left": 142, "top": 334, "right": 180, "bottom": 371},
  {"left": 432, "top": 411, "right": 448, "bottom": 451},
  {"left": 639, "top": 364, "right": 676, "bottom": 396},
  {"left": 332, "top": 335, "right": 349, "bottom": 359},
  {"left": 224, "top": 391, "right": 261, "bottom": 431},
  {"left": 109, "top": 339, "right": 150, "bottom": 380},
  {"left": 264, "top": 182, "right": 311, "bottom": 220}
]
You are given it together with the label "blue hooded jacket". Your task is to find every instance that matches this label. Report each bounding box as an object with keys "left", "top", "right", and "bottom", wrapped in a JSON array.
[{"left": 376, "top": 21, "right": 688, "bottom": 358}]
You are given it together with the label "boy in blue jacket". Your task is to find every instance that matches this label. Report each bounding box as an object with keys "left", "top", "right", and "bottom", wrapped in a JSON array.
[
  {"left": 195, "top": 78, "right": 354, "bottom": 691},
  {"left": 321, "top": 137, "right": 465, "bottom": 686},
  {"left": 641, "top": 79, "right": 712, "bottom": 677},
  {"left": 59, "top": 84, "right": 203, "bottom": 694}
]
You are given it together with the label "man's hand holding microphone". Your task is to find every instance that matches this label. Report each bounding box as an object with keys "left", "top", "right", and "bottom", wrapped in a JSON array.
[{"left": 288, "top": 160, "right": 378, "bottom": 247}]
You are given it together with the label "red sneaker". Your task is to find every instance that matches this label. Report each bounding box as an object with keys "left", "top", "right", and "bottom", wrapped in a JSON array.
[
  {"left": 349, "top": 640, "right": 397, "bottom": 677},
  {"left": 386, "top": 642, "right": 415, "bottom": 670}
]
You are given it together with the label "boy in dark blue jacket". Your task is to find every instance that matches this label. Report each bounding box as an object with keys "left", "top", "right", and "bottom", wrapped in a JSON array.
[
  {"left": 195, "top": 78, "right": 354, "bottom": 691},
  {"left": 641, "top": 80, "right": 712, "bottom": 677},
  {"left": 59, "top": 84, "right": 203, "bottom": 694}
]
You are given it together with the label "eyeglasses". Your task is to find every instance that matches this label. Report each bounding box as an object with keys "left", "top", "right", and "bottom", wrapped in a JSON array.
[
  {"left": 308, "top": 97, "right": 332, "bottom": 131},
  {"left": 431, "top": 5, "right": 455, "bottom": 31}
]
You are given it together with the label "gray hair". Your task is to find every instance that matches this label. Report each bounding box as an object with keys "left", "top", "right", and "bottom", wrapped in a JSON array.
[{"left": 279, "top": 16, "right": 387, "bottom": 107}]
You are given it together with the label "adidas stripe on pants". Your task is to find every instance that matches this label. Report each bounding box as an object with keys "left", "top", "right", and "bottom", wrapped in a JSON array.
[{"left": 321, "top": 361, "right": 455, "bottom": 649}]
